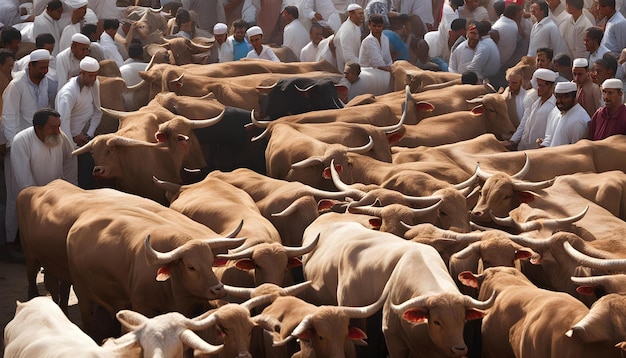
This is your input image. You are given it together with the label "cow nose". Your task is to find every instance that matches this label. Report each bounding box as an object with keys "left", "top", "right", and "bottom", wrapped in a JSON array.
[
  {"left": 210, "top": 283, "right": 226, "bottom": 298},
  {"left": 470, "top": 209, "right": 483, "bottom": 218},
  {"left": 451, "top": 344, "right": 468, "bottom": 356},
  {"left": 92, "top": 167, "right": 105, "bottom": 176},
  {"left": 236, "top": 352, "right": 252, "bottom": 358}
]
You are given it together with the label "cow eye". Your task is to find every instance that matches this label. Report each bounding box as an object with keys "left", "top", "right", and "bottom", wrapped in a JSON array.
[
  {"left": 187, "top": 265, "right": 195, "bottom": 271},
  {"left": 440, "top": 211, "right": 448, "bottom": 216},
  {"left": 433, "top": 320, "right": 441, "bottom": 326},
  {"left": 504, "top": 195, "right": 511, "bottom": 200}
]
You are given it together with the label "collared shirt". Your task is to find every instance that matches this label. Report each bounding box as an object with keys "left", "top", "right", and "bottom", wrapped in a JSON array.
[
  {"left": 512, "top": 95, "right": 556, "bottom": 150},
  {"left": 576, "top": 78, "right": 602, "bottom": 118},
  {"left": 359, "top": 33, "right": 392, "bottom": 68},
  {"left": 559, "top": 13, "right": 593, "bottom": 60},
  {"left": 56, "top": 76, "right": 102, "bottom": 145},
  {"left": 56, "top": 47, "right": 81, "bottom": 92},
  {"left": 600, "top": 11, "right": 626, "bottom": 53},
  {"left": 284, "top": 20, "right": 310, "bottom": 61},
  {"left": 590, "top": 104, "right": 626, "bottom": 140},
  {"left": 467, "top": 36, "right": 500, "bottom": 79},
  {"left": 491, "top": 15, "right": 519, "bottom": 66},
  {"left": 233, "top": 37, "right": 252, "bottom": 61},
  {"left": 527, "top": 16, "right": 567, "bottom": 57},
  {"left": 99, "top": 32, "right": 124, "bottom": 67},
  {"left": 588, "top": 44, "right": 610, "bottom": 65},
  {"left": 246, "top": 45, "right": 281, "bottom": 62},
  {"left": 449, "top": 40, "right": 475, "bottom": 74},
  {"left": 543, "top": 103, "right": 590, "bottom": 146},
  {"left": 334, "top": 19, "right": 362, "bottom": 72}
]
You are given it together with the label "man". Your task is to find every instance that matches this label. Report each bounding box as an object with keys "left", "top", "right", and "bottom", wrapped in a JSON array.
[
  {"left": 541, "top": 81, "right": 590, "bottom": 147},
  {"left": 282, "top": 6, "right": 309, "bottom": 61},
  {"left": 212, "top": 22, "right": 230, "bottom": 63},
  {"left": 589, "top": 78, "right": 626, "bottom": 140},
  {"left": 458, "top": 0, "right": 490, "bottom": 23},
  {"left": 359, "top": 14, "right": 392, "bottom": 71},
  {"left": 56, "top": 33, "right": 91, "bottom": 92},
  {"left": 99, "top": 19, "right": 124, "bottom": 67},
  {"left": 80, "top": 23, "right": 104, "bottom": 62},
  {"left": 334, "top": 4, "right": 364, "bottom": 73},
  {"left": 120, "top": 40, "right": 147, "bottom": 86},
  {"left": 173, "top": 8, "right": 194, "bottom": 39},
  {"left": 302, "top": 0, "right": 342, "bottom": 32},
  {"left": 300, "top": 23, "right": 325, "bottom": 62},
  {"left": 0, "top": 49, "right": 15, "bottom": 116},
  {"left": 342, "top": 61, "right": 369, "bottom": 101},
  {"left": 559, "top": 0, "right": 593, "bottom": 60},
  {"left": 58, "top": 0, "right": 88, "bottom": 52},
  {"left": 505, "top": 68, "right": 557, "bottom": 150},
  {"left": 572, "top": 58, "right": 602, "bottom": 117},
  {"left": 466, "top": 21, "right": 500, "bottom": 82},
  {"left": 12, "top": 33, "right": 56, "bottom": 77},
  {"left": 492, "top": 3, "right": 522, "bottom": 69},
  {"left": 245, "top": 26, "right": 280, "bottom": 61},
  {"left": 598, "top": 0, "right": 626, "bottom": 55},
  {"left": 503, "top": 66, "right": 527, "bottom": 127},
  {"left": 429, "top": 17, "right": 467, "bottom": 72},
  {"left": 33, "top": 0, "right": 63, "bottom": 56},
  {"left": 585, "top": 26, "right": 609, "bottom": 64},
  {"left": 385, "top": 15, "right": 410, "bottom": 62},
  {"left": 591, "top": 55, "right": 618, "bottom": 89},
  {"left": 536, "top": 47, "right": 554, "bottom": 69},
  {"left": 0, "top": 27, "right": 21, "bottom": 55},
  {"left": 449, "top": 22, "right": 479, "bottom": 74},
  {"left": 241, "top": 0, "right": 260, "bottom": 26},
  {"left": 182, "top": 0, "right": 226, "bottom": 33},
  {"left": 547, "top": 0, "right": 569, "bottom": 27},
  {"left": 229, "top": 19, "right": 252, "bottom": 61},
  {"left": 0, "top": 50, "right": 55, "bottom": 261},
  {"left": 527, "top": 0, "right": 567, "bottom": 58},
  {"left": 553, "top": 53, "right": 573, "bottom": 82},
  {"left": 393, "top": 0, "right": 435, "bottom": 31}
]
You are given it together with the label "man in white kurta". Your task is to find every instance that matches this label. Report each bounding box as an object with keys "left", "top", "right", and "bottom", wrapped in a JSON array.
[
  {"left": 359, "top": 14, "right": 392, "bottom": 70},
  {"left": 99, "top": 19, "right": 125, "bottom": 67},
  {"left": 542, "top": 82, "right": 590, "bottom": 147},
  {"left": 302, "top": 0, "right": 343, "bottom": 32},
  {"left": 334, "top": 4, "right": 365, "bottom": 73},
  {"left": 282, "top": 6, "right": 310, "bottom": 61},
  {"left": 56, "top": 33, "right": 91, "bottom": 92},
  {"left": 466, "top": 26, "right": 500, "bottom": 81},
  {"left": 527, "top": 1, "right": 567, "bottom": 57},
  {"left": 57, "top": 0, "right": 91, "bottom": 52},
  {"left": 393, "top": 0, "right": 434, "bottom": 30},
  {"left": 449, "top": 24, "right": 479, "bottom": 74},
  {"left": 598, "top": 0, "right": 626, "bottom": 54},
  {"left": 491, "top": 5, "right": 520, "bottom": 68},
  {"left": 245, "top": 26, "right": 281, "bottom": 62},
  {"left": 300, "top": 23, "right": 325, "bottom": 62},
  {"left": 33, "top": 0, "right": 64, "bottom": 56},
  {"left": 559, "top": 0, "right": 593, "bottom": 60},
  {"left": 0, "top": 50, "right": 55, "bottom": 253}
]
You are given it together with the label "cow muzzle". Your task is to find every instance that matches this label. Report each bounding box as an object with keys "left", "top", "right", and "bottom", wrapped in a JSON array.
[
  {"left": 209, "top": 282, "right": 227, "bottom": 298},
  {"left": 450, "top": 344, "right": 468, "bottom": 357}
]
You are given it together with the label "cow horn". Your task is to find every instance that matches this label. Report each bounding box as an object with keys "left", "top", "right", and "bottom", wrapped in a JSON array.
[
  {"left": 475, "top": 162, "right": 493, "bottom": 180},
  {"left": 454, "top": 164, "right": 479, "bottom": 190},
  {"left": 402, "top": 194, "right": 442, "bottom": 207},
  {"left": 256, "top": 81, "right": 279, "bottom": 90},
  {"left": 507, "top": 234, "right": 554, "bottom": 251},
  {"left": 390, "top": 295, "right": 431, "bottom": 315},
  {"left": 291, "top": 157, "right": 323, "bottom": 169},
  {"left": 510, "top": 153, "right": 531, "bottom": 180},
  {"left": 225, "top": 220, "right": 244, "bottom": 238},
  {"left": 295, "top": 83, "right": 316, "bottom": 92},
  {"left": 106, "top": 136, "right": 166, "bottom": 148},
  {"left": 570, "top": 274, "right": 626, "bottom": 291},
  {"left": 329, "top": 159, "right": 363, "bottom": 195},
  {"left": 563, "top": 241, "right": 626, "bottom": 270},
  {"left": 224, "top": 280, "right": 313, "bottom": 299},
  {"left": 179, "top": 330, "right": 224, "bottom": 354},
  {"left": 511, "top": 177, "right": 555, "bottom": 192},
  {"left": 452, "top": 242, "right": 480, "bottom": 260},
  {"left": 101, "top": 107, "right": 135, "bottom": 119},
  {"left": 71, "top": 140, "right": 94, "bottom": 156},
  {"left": 188, "top": 109, "right": 225, "bottom": 129},
  {"left": 149, "top": 6, "right": 163, "bottom": 12},
  {"left": 127, "top": 78, "right": 147, "bottom": 90},
  {"left": 251, "top": 128, "right": 269, "bottom": 141},
  {"left": 152, "top": 176, "right": 181, "bottom": 194},
  {"left": 116, "top": 310, "right": 149, "bottom": 330},
  {"left": 271, "top": 196, "right": 314, "bottom": 217},
  {"left": 346, "top": 136, "right": 374, "bottom": 153},
  {"left": 223, "top": 284, "right": 255, "bottom": 298},
  {"left": 304, "top": 184, "right": 364, "bottom": 200},
  {"left": 203, "top": 237, "right": 247, "bottom": 250},
  {"left": 250, "top": 109, "right": 271, "bottom": 128},
  {"left": 342, "top": 287, "right": 389, "bottom": 318},
  {"left": 348, "top": 204, "right": 383, "bottom": 217},
  {"left": 190, "top": 40, "right": 213, "bottom": 51},
  {"left": 470, "top": 221, "right": 493, "bottom": 231},
  {"left": 187, "top": 311, "right": 218, "bottom": 330},
  {"left": 145, "top": 235, "right": 187, "bottom": 265},
  {"left": 463, "top": 291, "right": 497, "bottom": 309},
  {"left": 491, "top": 206, "right": 588, "bottom": 232},
  {"left": 284, "top": 234, "right": 319, "bottom": 257},
  {"left": 289, "top": 315, "right": 314, "bottom": 340},
  {"left": 377, "top": 103, "right": 406, "bottom": 133},
  {"left": 466, "top": 96, "right": 484, "bottom": 104},
  {"left": 144, "top": 53, "right": 156, "bottom": 72},
  {"left": 240, "top": 293, "right": 276, "bottom": 311},
  {"left": 439, "top": 230, "right": 484, "bottom": 243},
  {"left": 216, "top": 244, "right": 258, "bottom": 260},
  {"left": 170, "top": 72, "right": 184, "bottom": 83}
]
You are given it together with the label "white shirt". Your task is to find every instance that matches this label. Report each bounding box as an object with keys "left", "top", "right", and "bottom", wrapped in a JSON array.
[
  {"left": 449, "top": 40, "right": 475, "bottom": 74},
  {"left": 87, "top": 0, "right": 119, "bottom": 19},
  {"left": 242, "top": 0, "right": 261, "bottom": 24},
  {"left": 57, "top": 8, "right": 98, "bottom": 52},
  {"left": 0, "top": 0, "right": 20, "bottom": 28},
  {"left": 55, "top": 47, "right": 81, "bottom": 92},
  {"left": 527, "top": 16, "right": 567, "bottom": 57},
  {"left": 246, "top": 45, "right": 281, "bottom": 62},
  {"left": 10, "top": 126, "right": 77, "bottom": 194},
  {"left": 99, "top": 32, "right": 124, "bottom": 67},
  {"left": 393, "top": 0, "right": 434, "bottom": 26},
  {"left": 467, "top": 36, "right": 500, "bottom": 79},
  {"left": 302, "top": 0, "right": 342, "bottom": 31},
  {"left": 316, "top": 35, "right": 337, "bottom": 67},
  {"left": 300, "top": 41, "right": 321, "bottom": 62},
  {"left": 359, "top": 33, "right": 392, "bottom": 68},
  {"left": 559, "top": 13, "right": 593, "bottom": 60},
  {"left": 600, "top": 11, "right": 626, "bottom": 53},
  {"left": 33, "top": 11, "right": 63, "bottom": 56},
  {"left": 283, "top": 19, "right": 310, "bottom": 61},
  {"left": 458, "top": 5, "right": 489, "bottom": 23},
  {"left": 491, "top": 15, "right": 519, "bottom": 66},
  {"left": 218, "top": 36, "right": 235, "bottom": 63},
  {"left": 512, "top": 95, "right": 557, "bottom": 150},
  {"left": 120, "top": 61, "right": 147, "bottom": 86},
  {"left": 514, "top": 87, "right": 527, "bottom": 123},
  {"left": 545, "top": 103, "right": 590, "bottom": 147},
  {"left": 589, "top": 44, "right": 610, "bottom": 64},
  {"left": 335, "top": 19, "right": 363, "bottom": 72},
  {"left": 549, "top": 3, "right": 570, "bottom": 28},
  {"left": 55, "top": 76, "right": 102, "bottom": 145},
  {"left": 440, "top": 2, "right": 459, "bottom": 31}
]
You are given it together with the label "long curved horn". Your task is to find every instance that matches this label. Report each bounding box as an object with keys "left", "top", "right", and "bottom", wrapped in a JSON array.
[
  {"left": 511, "top": 178, "right": 556, "bottom": 192},
  {"left": 116, "top": 310, "right": 150, "bottom": 330},
  {"left": 250, "top": 109, "right": 271, "bottom": 128},
  {"left": 216, "top": 244, "right": 257, "bottom": 260},
  {"left": 190, "top": 40, "right": 213, "bottom": 51},
  {"left": 271, "top": 197, "right": 313, "bottom": 217},
  {"left": 223, "top": 280, "right": 313, "bottom": 299},
  {"left": 329, "top": 158, "right": 363, "bottom": 195},
  {"left": 127, "top": 78, "right": 147, "bottom": 90},
  {"left": 241, "top": 294, "right": 276, "bottom": 311},
  {"left": 377, "top": 96, "right": 406, "bottom": 133},
  {"left": 101, "top": 107, "right": 136, "bottom": 119},
  {"left": 284, "top": 234, "right": 319, "bottom": 257},
  {"left": 475, "top": 162, "right": 492, "bottom": 180},
  {"left": 149, "top": 6, "right": 163, "bottom": 12},
  {"left": 188, "top": 110, "right": 225, "bottom": 129},
  {"left": 303, "top": 184, "right": 364, "bottom": 200},
  {"left": 463, "top": 291, "right": 497, "bottom": 309},
  {"left": 256, "top": 81, "right": 279, "bottom": 90},
  {"left": 346, "top": 136, "right": 374, "bottom": 153},
  {"left": 571, "top": 274, "right": 626, "bottom": 292},
  {"left": 563, "top": 241, "right": 626, "bottom": 270},
  {"left": 452, "top": 242, "right": 480, "bottom": 260},
  {"left": 440, "top": 230, "right": 484, "bottom": 243},
  {"left": 106, "top": 136, "right": 167, "bottom": 148},
  {"left": 152, "top": 176, "right": 181, "bottom": 194},
  {"left": 145, "top": 235, "right": 187, "bottom": 265},
  {"left": 348, "top": 204, "right": 383, "bottom": 217},
  {"left": 225, "top": 220, "right": 244, "bottom": 238},
  {"left": 510, "top": 153, "right": 530, "bottom": 180},
  {"left": 291, "top": 157, "right": 323, "bottom": 169},
  {"left": 466, "top": 97, "right": 485, "bottom": 104},
  {"left": 343, "top": 287, "right": 388, "bottom": 319},
  {"left": 507, "top": 234, "right": 554, "bottom": 251},
  {"left": 223, "top": 285, "right": 255, "bottom": 298},
  {"left": 295, "top": 83, "right": 316, "bottom": 92},
  {"left": 180, "top": 329, "right": 224, "bottom": 354},
  {"left": 454, "top": 164, "right": 479, "bottom": 190},
  {"left": 203, "top": 237, "right": 247, "bottom": 250},
  {"left": 390, "top": 295, "right": 431, "bottom": 315},
  {"left": 71, "top": 140, "right": 94, "bottom": 156},
  {"left": 491, "top": 206, "right": 588, "bottom": 232},
  {"left": 251, "top": 128, "right": 269, "bottom": 142},
  {"left": 169, "top": 72, "right": 184, "bottom": 84}
]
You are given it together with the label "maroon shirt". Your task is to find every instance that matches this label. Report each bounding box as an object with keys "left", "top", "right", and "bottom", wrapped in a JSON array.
[{"left": 590, "top": 104, "right": 626, "bottom": 140}]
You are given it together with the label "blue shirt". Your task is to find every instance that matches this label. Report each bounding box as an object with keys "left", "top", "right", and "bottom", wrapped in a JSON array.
[
  {"left": 383, "top": 30, "right": 409, "bottom": 61},
  {"left": 233, "top": 39, "right": 252, "bottom": 61}
]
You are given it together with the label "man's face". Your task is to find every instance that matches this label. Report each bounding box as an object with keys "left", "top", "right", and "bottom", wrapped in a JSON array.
[
  {"left": 591, "top": 63, "right": 610, "bottom": 85},
  {"left": 350, "top": 9, "right": 365, "bottom": 26},
  {"left": 43, "top": 43, "right": 55, "bottom": 54},
  {"left": 28, "top": 60, "right": 49, "bottom": 82},
  {"left": 80, "top": 70, "right": 98, "bottom": 86},
  {"left": 536, "top": 78, "right": 554, "bottom": 98},
  {"left": 572, "top": 67, "right": 589, "bottom": 85},
  {"left": 467, "top": 27, "right": 479, "bottom": 49},
  {"left": 449, "top": 28, "right": 464, "bottom": 42},
  {"left": 0, "top": 57, "right": 14, "bottom": 76},
  {"left": 71, "top": 42, "right": 90, "bottom": 60},
  {"left": 47, "top": 6, "right": 63, "bottom": 20},
  {"left": 583, "top": 32, "right": 598, "bottom": 52},
  {"left": 368, "top": 21, "right": 384, "bottom": 37},
  {"left": 530, "top": 3, "right": 544, "bottom": 21},
  {"left": 233, "top": 27, "right": 246, "bottom": 42},
  {"left": 507, "top": 74, "right": 522, "bottom": 93},
  {"left": 281, "top": 11, "right": 293, "bottom": 24},
  {"left": 536, "top": 52, "right": 550, "bottom": 69},
  {"left": 603, "top": 88, "right": 623, "bottom": 109},
  {"left": 249, "top": 34, "right": 263, "bottom": 51},
  {"left": 39, "top": 116, "right": 62, "bottom": 148},
  {"left": 215, "top": 33, "right": 227, "bottom": 44},
  {"left": 598, "top": 1, "right": 613, "bottom": 18},
  {"left": 555, "top": 92, "right": 576, "bottom": 112},
  {"left": 464, "top": 0, "right": 479, "bottom": 11},
  {"left": 310, "top": 27, "right": 323, "bottom": 45},
  {"left": 344, "top": 67, "right": 359, "bottom": 84},
  {"left": 5, "top": 39, "right": 20, "bottom": 54},
  {"left": 547, "top": 0, "right": 560, "bottom": 9}
]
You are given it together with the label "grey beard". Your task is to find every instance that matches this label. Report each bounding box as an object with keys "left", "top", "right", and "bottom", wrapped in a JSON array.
[{"left": 44, "top": 134, "right": 62, "bottom": 148}]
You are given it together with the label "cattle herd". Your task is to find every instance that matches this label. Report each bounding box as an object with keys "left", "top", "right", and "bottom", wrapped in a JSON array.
[{"left": 3, "top": 56, "right": 626, "bottom": 358}]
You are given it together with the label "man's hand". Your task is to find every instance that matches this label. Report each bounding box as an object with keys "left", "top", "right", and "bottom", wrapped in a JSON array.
[
  {"left": 74, "top": 134, "right": 90, "bottom": 147},
  {"left": 313, "top": 12, "right": 323, "bottom": 21}
]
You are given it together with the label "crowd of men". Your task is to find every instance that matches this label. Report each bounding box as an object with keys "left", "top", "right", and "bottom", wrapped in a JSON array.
[{"left": 0, "top": 0, "right": 625, "bottom": 262}]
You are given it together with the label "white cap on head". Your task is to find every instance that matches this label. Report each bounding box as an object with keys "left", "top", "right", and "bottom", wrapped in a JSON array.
[
  {"left": 554, "top": 81, "right": 578, "bottom": 94},
  {"left": 572, "top": 58, "right": 588, "bottom": 68},
  {"left": 533, "top": 68, "right": 558, "bottom": 82},
  {"left": 71, "top": 33, "right": 91, "bottom": 45},
  {"left": 602, "top": 78, "right": 623, "bottom": 90},
  {"left": 29, "top": 49, "right": 51, "bottom": 62},
  {"left": 68, "top": 0, "right": 88, "bottom": 9},
  {"left": 80, "top": 56, "right": 100, "bottom": 72},
  {"left": 213, "top": 23, "right": 228, "bottom": 35},
  {"left": 347, "top": 3, "right": 362, "bottom": 11},
  {"left": 246, "top": 26, "right": 263, "bottom": 38}
]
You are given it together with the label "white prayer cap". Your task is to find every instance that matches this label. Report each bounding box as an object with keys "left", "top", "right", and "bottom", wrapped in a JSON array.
[
  {"left": 533, "top": 68, "right": 558, "bottom": 82},
  {"left": 346, "top": 3, "right": 362, "bottom": 11},
  {"left": 80, "top": 56, "right": 100, "bottom": 72},
  {"left": 67, "top": 0, "right": 88, "bottom": 9},
  {"left": 554, "top": 82, "right": 578, "bottom": 94},
  {"left": 213, "top": 23, "right": 228, "bottom": 35},
  {"left": 246, "top": 26, "right": 263, "bottom": 38},
  {"left": 602, "top": 78, "right": 623, "bottom": 90},
  {"left": 572, "top": 58, "right": 588, "bottom": 68},
  {"left": 29, "top": 49, "right": 51, "bottom": 62},
  {"left": 71, "top": 33, "right": 91, "bottom": 45}
]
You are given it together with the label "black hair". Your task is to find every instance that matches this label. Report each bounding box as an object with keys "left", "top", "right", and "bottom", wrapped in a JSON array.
[
  {"left": 35, "top": 33, "right": 55, "bottom": 49},
  {"left": 33, "top": 108, "right": 60, "bottom": 127},
  {"left": 103, "top": 19, "right": 120, "bottom": 31}
]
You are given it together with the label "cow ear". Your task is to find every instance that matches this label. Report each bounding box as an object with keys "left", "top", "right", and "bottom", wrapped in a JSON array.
[
  {"left": 323, "top": 167, "right": 332, "bottom": 179},
  {"left": 335, "top": 85, "right": 349, "bottom": 98},
  {"left": 235, "top": 259, "right": 256, "bottom": 271},
  {"left": 402, "top": 308, "right": 428, "bottom": 324},
  {"left": 287, "top": 257, "right": 302, "bottom": 268},
  {"left": 465, "top": 309, "right": 485, "bottom": 321},
  {"left": 471, "top": 105, "right": 485, "bottom": 115},
  {"left": 415, "top": 101, "right": 435, "bottom": 112},
  {"left": 368, "top": 218, "right": 381, "bottom": 230},
  {"left": 518, "top": 191, "right": 537, "bottom": 203},
  {"left": 212, "top": 257, "right": 229, "bottom": 267},
  {"left": 458, "top": 271, "right": 480, "bottom": 288},
  {"left": 318, "top": 199, "right": 337, "bottom": 212},
  {"left": 576, "top": 285, "right": 596, "bottom": 295},
  {"left": 347, "top": 327, "right": 368, "bottom": 340},
  {"left": 155, "top": 132, "right": 168, "bottom": 142},
  {"left": 514, "top": 249, "right": 533, "bottom": 260},
  {"left": 156, "top": 264, "right": 172, "bottom": 281},
  {"left": 294, "top": 330, "right": 312, "bottom": 341},
  {"left": 387, "top": 130, "right": 405, "bottom": 145}
]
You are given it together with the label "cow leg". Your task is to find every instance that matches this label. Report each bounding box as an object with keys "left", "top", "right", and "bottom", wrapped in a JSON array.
[
  {"left": 43, "top": 272, "right": 60, "bottom": 304},
  {"left": 59, "top": 280, "right": 72, "bottom": 315},
  {"left": 25, "top": 258, "right": 40, "bottom": 299}
]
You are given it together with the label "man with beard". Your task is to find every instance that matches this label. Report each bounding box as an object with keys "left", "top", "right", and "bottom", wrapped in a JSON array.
[
  {"left": 589, "top": 78, "right": 626, "bottom": 140},
  {"left": 541, "top": 81, "right": 590, "bottom": 147}
]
